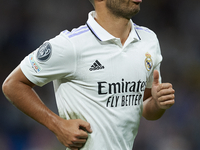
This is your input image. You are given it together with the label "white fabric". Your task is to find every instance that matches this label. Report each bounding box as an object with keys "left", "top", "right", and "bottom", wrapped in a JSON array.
[{"left": 20, "top": 11, "right": 162, "bottom": 150}]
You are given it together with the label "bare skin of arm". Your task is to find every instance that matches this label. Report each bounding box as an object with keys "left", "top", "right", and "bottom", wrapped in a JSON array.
[
  {"left": 143, "top": 70, "right": 175, "bottom": 120},
  {"left": 2, "top": 66, "right": 92, "bottom": 150}
]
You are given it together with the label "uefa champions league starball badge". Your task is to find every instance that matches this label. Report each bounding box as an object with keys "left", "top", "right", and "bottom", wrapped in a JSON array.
[
  {"left": 37, "top": 42, "right": 52, "bottom": 62},
  {"left": 145, "top": 52, "right": 153, "bottom": 71}
]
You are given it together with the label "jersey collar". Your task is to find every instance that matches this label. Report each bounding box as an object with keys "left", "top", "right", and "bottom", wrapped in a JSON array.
[{"left": 86, "top": 11, "right": 141, "bottom": 42}]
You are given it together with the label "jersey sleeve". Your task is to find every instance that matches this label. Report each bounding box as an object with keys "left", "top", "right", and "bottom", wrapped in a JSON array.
[
  {"left": 146, "top": 39, "right": 163, "bottom": 88},
  {"left": 20, "top": 32, "right": 76, "bottom": 87}
]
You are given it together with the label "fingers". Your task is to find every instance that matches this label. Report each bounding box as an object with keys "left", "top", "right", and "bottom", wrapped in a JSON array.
[
  {"left": 153, "top": 70, "right": 160, "bottom": 85},
  {"left": 70, "top": 119, "right": 92, "bottom": 149},
  {"left": 159, "top": 99, "right": 175, "bottom": 109},
  {"left": 157, "top": 87, "right": 175, "bottom": 98},
  {"left": 160, "top": 99, "right": 175, "bottom": 106},
  {"left": 72, "top": 138, "right": 87, "bottom": 144},
  {"left": 75, "top": 129, "right": 89, "bottom": 139},
  {"left": 55, "top": 119, "right": 92, "bottom": 150},
  {"left": 78, "top": 119, "right": 93, "bottom": 133},
  {"left": 152, "top": 81, "right": 175, "bottom": 109},
  {"left": 66, "top": 133, "right": 87, "bottom": 149},
  {"left": 69, "top": 138, "right": 87, "bottom": 149},
  {"left": 151, "top": 70, "right": 175, "bottom": 110},
  {"left": 157, "top": 83, "right": 173, "bottom": 92},
  {"left": 158, "top": 93, "right": 175, "bottom": 102},
  {"left": 156, "top": 85, "right": 175, "bottom": 109}
]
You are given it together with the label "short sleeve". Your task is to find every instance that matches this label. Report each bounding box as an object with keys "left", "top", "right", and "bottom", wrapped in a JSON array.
[
  {"left": 20, "top": 33, "right": 76, "bottom": 87},
  {"left": 146, "top": 39, "right": 163, "bottom": 88}
]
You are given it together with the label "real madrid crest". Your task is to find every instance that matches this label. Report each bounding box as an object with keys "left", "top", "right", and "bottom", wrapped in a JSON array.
[{"left": 145, "top": 52, "right": 153, "bottom": 71}]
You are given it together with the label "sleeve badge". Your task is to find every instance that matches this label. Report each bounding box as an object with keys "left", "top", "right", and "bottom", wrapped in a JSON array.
[{"left": 37, "top": 42, "right": 52, "bottom": 62}]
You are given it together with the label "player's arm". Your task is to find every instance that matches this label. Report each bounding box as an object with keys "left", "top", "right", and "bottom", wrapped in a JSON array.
[
  {"left": 142, "top": 70, "right": 175, "bottom": 120},
  {"left": 2, "top": 66, "right": 92, "bottom": 150}
]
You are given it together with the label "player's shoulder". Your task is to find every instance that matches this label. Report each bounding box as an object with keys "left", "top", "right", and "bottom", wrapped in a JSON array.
[
  {"left": 133, "top": 23, "right": 158, "bottom": 40},
  {"left": 60, "top": 24, "right": 90, "bottom": 40},
  {"left": 47, "top": 24, "right": 90, "bottom": 49}
]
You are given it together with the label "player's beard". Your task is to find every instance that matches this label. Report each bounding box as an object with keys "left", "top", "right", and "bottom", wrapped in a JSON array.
[{"left": 106, "top": 0, "right": 140, "bottom": 20}]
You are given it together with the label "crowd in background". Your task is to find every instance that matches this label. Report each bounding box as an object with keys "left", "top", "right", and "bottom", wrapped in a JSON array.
[{"left": 0, "top": 0, "right": 200, "bottom": 149}]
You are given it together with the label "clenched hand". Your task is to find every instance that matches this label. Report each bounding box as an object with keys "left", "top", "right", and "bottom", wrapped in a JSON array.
[
  {"left": 151, "top": 70, "right": 175, "bottom": 109},
  {"left": 53, "top": 119, "right": 92, "bottom": 150}
]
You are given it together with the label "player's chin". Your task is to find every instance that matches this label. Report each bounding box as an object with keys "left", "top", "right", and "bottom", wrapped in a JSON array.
[
  {"left": 131, "top": 7, "right": 140, "bottom": 16},
  {"left": 125, "top": 9, "right": 140, "bottom": 19}
]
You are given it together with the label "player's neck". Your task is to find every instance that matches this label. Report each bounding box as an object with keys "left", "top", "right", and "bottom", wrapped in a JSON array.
[{"left": 95, "top": 9, "right": 131, "bottom": 45}]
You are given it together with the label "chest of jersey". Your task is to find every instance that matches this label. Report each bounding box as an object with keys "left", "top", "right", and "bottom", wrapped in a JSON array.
[
  {"left": 66, "top": 40, "right": 155, "bottom": 107},
  {"left": 74, "top": 40, "right": 152, "bottom": 86}
]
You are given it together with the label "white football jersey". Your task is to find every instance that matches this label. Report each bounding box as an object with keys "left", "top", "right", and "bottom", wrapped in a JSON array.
[{"left": 20, "top": 11, "right": 162, "bottom": 150}]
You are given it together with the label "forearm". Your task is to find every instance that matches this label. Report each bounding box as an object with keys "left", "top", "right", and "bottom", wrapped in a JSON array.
[
  {"left": 3, "top": 77, "right": 92, "bottom": 149},
  {"left": 2, "top": 79, "right": 60, "bottom": 132},
  {"left": 142, "top": 96, "right": 165, "bottom": 120}
]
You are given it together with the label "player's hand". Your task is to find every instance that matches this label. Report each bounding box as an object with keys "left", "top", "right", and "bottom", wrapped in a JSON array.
[
  {"left": 53, "top": 119, "right": 92, "bottom": 150},
  {"left": 151, "top": 70, "right": 175, "bottom": 109}
]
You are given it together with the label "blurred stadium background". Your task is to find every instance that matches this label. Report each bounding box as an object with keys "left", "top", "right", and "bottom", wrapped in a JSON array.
[{"left": 0, "top": 0, "right": 200, "bottom": 149}]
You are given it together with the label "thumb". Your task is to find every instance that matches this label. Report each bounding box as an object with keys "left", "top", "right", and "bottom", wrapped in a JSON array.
[
  {"left": 153, "top": 70, "right": 160, "bottom": 85},
  {"left": 78, "top": 119, "right": 93, "bottom": 133}
]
